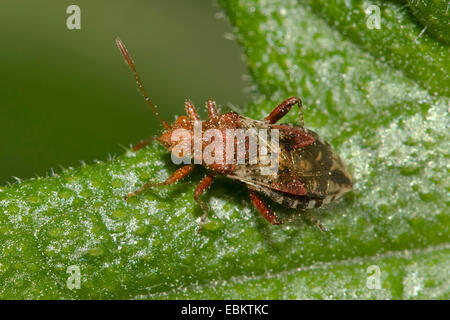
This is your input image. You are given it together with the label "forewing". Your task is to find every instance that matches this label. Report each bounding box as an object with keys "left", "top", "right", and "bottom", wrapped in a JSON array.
[{"left": 229, "top": 118, "right": 322, "bottom": 197}]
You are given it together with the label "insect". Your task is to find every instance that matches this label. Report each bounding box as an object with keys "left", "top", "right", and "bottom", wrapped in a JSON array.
[{"left": 116, "top": 38, "right": 353, "bottom": 232}]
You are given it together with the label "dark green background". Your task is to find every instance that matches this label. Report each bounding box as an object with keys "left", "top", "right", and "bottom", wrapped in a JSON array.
[{"left": 0, "top": 0, "right": 247, "bottom": 184}]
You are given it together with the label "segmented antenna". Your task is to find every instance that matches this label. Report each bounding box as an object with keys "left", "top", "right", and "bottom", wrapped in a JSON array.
[{"left": 115, "top": 37, "right": 170, "bottom": 129}]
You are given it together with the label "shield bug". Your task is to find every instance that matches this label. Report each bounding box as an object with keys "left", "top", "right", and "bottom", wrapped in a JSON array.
[{"left": 116, "top": 38, "right": 353, "bottom": 232}]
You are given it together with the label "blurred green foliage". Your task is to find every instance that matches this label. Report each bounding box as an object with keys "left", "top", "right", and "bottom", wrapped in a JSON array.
[{"left": 0, "top": 0, "right": 248, "bottom": 184}]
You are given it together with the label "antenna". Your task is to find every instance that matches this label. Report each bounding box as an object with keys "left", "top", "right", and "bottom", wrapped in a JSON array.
[{"left": 115, "top": 37, "right": 170, "bottom": 129}]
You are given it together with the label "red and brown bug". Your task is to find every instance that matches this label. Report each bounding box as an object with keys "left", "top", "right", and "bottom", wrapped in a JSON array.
[{"left": 116, "top": 38, "right": 353, "bottom": 232}]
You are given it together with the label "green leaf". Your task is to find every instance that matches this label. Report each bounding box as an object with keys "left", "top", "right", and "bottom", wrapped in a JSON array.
[
  {"left": 407, "top": 0, "right": 450, "bottom": 45},
  {"left": 0, "top": 0, "right": 448, "bottom": 299},
  {"left": 300, "top": 0, "right": 449, "bottom": 97}
]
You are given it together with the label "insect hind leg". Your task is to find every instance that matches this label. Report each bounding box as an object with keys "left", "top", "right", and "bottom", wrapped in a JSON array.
[
  {"left": 194, "top": 174, "right": 215, "bottom": 233},
  {"left": 249, "top": 190, "right": 281, "bottom": 225},
  {"left": 304, "top": 211, "right": 327, "bottom": 233}
]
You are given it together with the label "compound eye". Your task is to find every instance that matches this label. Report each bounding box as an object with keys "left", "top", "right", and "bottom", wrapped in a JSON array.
[{"left": 175, "top": 115, "right": 189, "bottom": 126}]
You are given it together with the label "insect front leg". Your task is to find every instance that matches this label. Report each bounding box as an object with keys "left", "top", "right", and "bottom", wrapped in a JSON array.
[
  {"left": 124, "top": 164, "right": 195, "bottom": 200},
  {"left": 249, "top": 190, "right": 281, "bottom": 225},
  {"left": 194, "top": 174, "right": 215, "bottom": 232},
  {"left": 206, "top": 99, "right": 218, "bottom": 118},
  {"left": 132, "top": 136, "right": 159, "bottom": 152},
  {"left": 185, "top": 100, "right": 200, "bottom": 121},
  {"left": 265, "top": 96, "right": 304, "bottom": 126}
]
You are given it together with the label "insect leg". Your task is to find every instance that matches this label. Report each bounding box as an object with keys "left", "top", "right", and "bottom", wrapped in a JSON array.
[
  {"left": 185, "top": 100, "right": 200, "bottom": 121},
  {"left": 124, "top": 164, "right": 195, "bottom": 200},
  {"left": 304, "top": 211, "right": 327, "bottom": 233},
  {"left": 194, "top": 174, "right": 215, "bottom": 232},
  {"left": 132, "top": 136, "right": 159, "bottom": 152},
  {"left": 249, "top": 190, "right": 281, "bottom": 225},
  {"left": 206, "top": 99, "right": 218, "bottom": 118},
  {"left": 265, "top": 96, "right": 304, "bottom": 126}
]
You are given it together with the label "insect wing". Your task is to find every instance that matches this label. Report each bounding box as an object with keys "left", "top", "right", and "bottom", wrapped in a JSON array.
[{"left": 228, "top": 118, "right": 350, "bottom": 198}]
